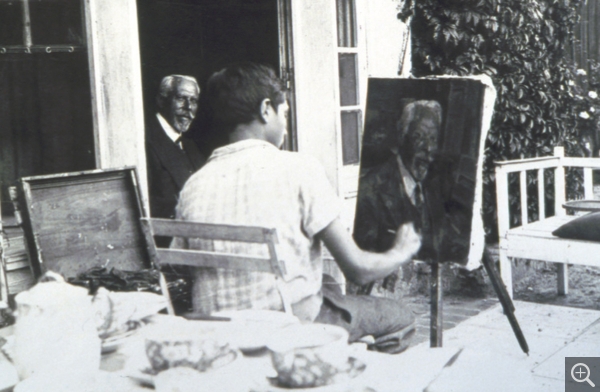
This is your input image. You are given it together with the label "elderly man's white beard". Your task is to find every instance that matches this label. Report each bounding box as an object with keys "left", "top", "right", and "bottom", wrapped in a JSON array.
[{"left": 173, "top": 116, "right": 194, "bottom": 133}]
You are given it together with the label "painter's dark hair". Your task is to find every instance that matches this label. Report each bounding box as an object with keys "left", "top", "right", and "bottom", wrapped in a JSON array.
[{"left": 206, "top": 62, "right": 287, "bottom": 132}]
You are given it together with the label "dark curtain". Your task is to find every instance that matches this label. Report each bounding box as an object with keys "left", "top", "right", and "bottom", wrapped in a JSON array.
[{"left": 0, "top": 52, "right": 95, "bottom": 212}]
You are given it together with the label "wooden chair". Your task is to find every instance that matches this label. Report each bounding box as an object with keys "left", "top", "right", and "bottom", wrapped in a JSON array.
[
  {"left": 139, "top": 217, "right": 291, "bottom": 316},
  {"left": 495, "top": 146, "right": 600, "bottom": 298}
]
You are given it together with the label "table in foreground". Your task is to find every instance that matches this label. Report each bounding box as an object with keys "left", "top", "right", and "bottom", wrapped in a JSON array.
[{"left": 2, "top": 315, "right": 461, "bottom": 392}]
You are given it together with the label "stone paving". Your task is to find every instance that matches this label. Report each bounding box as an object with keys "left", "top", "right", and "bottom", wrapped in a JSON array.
[
  {"left": 324, "top": 249, "right": 504, "bottom": 347},
  {"left": 404, "top": 294, "right": 499, "bottom": 345},
  {"left": 421, "top": 301, "right": 600, "bottom": 392}
]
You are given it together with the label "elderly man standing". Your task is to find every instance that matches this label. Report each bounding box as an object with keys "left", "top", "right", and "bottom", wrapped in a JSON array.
[
  {"left": 174, "top": 62, "right": 422, "bottom": 353},
  {"left": 353, "top": 100, "right": 445, "bottom": 293},
  {"left": 146, "top": 75, "right": 206, "bottom": 222}
]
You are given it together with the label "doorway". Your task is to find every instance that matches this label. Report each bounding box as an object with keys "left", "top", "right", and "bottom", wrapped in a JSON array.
[{"left": 136, "top": 0, "right": 295, "bottom": 155}]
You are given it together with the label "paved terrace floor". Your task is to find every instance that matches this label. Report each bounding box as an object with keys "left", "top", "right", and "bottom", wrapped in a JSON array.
[
  {"left": 392, "top": 300, "right": 600, "bottom": 392},
  {"left": 406, "top": 295, "right": 500, "bottom": 345}
]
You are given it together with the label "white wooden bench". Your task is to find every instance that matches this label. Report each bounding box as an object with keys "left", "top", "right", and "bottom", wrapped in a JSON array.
[{"left": 495, "top": 146, "right": 600, "bottom": 298}]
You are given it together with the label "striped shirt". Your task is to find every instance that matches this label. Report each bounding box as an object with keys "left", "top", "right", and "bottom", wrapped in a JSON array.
[{"left": 174, "top": 139, "right": 341, "bottom": 321}]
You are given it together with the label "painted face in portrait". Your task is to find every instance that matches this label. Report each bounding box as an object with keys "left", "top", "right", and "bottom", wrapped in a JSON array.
[{"left": 403, "top": 116, "right": 439, "bottom": 182}]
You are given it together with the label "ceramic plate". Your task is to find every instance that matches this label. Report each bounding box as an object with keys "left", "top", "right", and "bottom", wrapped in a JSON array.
[
  {"left": 125, "top": 350, "right": 240, "bottom": 387},
  {"left": 211, "top": 310, "right": 300, "bottom": 352},
  {"left": 101, "top": 329, "right": 138, "bottom": 353},
  {"left": 212, "top": 310, "right": 300, "bottom": 324},
  {"left": 258, "top": 357, "right": 367, "bottom": 392}
]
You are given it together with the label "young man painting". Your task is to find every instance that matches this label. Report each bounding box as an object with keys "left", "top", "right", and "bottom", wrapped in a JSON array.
[{"left": 174, "top": 62, "right": 421, "bottom": 353}]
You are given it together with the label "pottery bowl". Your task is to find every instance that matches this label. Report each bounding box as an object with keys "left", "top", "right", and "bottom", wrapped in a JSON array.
[
  {"left": 266, "top": 323, "right": 350, "bottom": 388},
  {"left": 144, "top": 324, "right": 236, "bottom": 374}
]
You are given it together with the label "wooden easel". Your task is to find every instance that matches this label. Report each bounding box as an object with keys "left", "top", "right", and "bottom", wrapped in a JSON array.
[
  {"left": 429, "top": 248, "right": 529, "bottom": 355},
  {"left": 429, "top": 260, "right": 443, "bottom": 347}
]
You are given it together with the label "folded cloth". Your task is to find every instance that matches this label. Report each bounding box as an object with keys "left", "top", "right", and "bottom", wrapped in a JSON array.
[
  {"left": 92, "top": 287, "right": 168, "bottom": 338},
  {"left": 315, "top": 274, "right": 416, "bottom": 354}
]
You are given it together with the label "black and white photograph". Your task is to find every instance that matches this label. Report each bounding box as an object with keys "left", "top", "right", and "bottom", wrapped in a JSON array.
[{"left": 1, "top": 0, "right": 600, "bottom": 391}]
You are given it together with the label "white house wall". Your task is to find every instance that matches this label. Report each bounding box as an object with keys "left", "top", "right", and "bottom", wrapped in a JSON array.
[
  {"left": 365, "top": 0, "right": 412, "bottom": 78},
  {"left": 84, "top": 0, "right": 148, "bottom": 211},
  {"left": 290, "top": 1, "right": 341, "bottom": 192}
]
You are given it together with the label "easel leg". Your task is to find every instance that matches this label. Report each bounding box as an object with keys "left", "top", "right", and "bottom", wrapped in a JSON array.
[
  {"left": 430, "top": 261, "right": 443, "bottom": 347},
  {"left": 482, "top": 248, "right": 529, "bottom": 354}
]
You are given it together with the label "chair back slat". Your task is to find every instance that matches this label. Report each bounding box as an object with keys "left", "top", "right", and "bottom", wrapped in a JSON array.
[
  {"left": 140, "top": 217, "right": 291, "bottom": 315},
  {"left": 143, "top": 218, "right": 278, "bottom": 244},
  {"left": 155, "top": 248, "right": 275, "bottom": 273}
]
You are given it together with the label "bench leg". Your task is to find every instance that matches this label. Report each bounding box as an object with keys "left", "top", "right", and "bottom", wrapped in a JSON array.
[
  {"left": 498, "top": 248, "right": 513, "bottom": 299},
  {"left": 557, "top": 263, "right": 568, "bottom": 296}
]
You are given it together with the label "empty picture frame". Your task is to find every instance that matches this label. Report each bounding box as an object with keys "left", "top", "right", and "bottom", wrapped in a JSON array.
[{"left": 353, "top": 76, "right": 495, "bottom": 268}]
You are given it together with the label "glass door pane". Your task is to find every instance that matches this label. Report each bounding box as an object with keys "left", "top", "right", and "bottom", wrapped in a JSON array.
[
  {"left": 28, "top": 0, "right": 85, "bottom": 46},
  {"left": 338, "top": 53, "right": 358, "bottom": 106},
  {"left": 341, "top": 110, "right": 361, "bottom": 164},
  {"left": 0, "top": 1, "right": 23, "bottom": 45},
  {"left": 336, "top": 0, "right": 356, "bottom": 48}
]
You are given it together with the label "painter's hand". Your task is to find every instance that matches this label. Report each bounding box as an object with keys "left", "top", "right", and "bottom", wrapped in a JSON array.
[{"left": 389, "top": 222, "right": 421, "bottom": 263}]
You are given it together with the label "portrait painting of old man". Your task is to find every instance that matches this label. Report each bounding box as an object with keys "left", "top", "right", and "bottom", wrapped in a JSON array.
[{"left": 353, "top": 77, "right": 492, "bottom": 293}]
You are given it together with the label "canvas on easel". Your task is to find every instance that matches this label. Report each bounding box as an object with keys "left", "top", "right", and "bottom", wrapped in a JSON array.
[
  {"left": 353, "top": 76, "right": 527, "bottom": 353},
  {"left": 353, "top": 76, "right": 495, "bottom": 270}
]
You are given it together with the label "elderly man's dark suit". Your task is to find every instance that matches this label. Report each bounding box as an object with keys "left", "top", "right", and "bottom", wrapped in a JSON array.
[
  {"left": 352, "top": 154, "right": 449, "bottom": 293},
  {"left": 146, "top": 116, "right": 206, "bottom": 220},
  {"left": 353, "top": 155, "right": 444, "bottom": 257}
]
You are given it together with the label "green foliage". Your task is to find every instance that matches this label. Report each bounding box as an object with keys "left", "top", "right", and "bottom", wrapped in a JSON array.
[
  {"left": 407, "top": 0, "right": 586, "bottom": 239},
  {"left": 571, "top": 62, "right": 600, "bottom": 156}
]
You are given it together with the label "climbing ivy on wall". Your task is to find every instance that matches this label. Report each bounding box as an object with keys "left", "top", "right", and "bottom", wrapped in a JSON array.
[{"left": 404, "top": 0, "right": 585, "bottom": 239}]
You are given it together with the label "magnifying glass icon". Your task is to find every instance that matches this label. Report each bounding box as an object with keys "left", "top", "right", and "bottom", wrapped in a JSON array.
[{"left": 572, "top": 363, "right": 596, "bottom": 387}]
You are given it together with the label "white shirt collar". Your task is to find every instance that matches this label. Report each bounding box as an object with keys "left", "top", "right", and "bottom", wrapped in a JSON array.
[
  {"left": 395, "top": 152, "right": 420, "bottom": 206},
  {"left": 156, "top": 113, "right": 182, "bottom": 146},
  {"left": 209, "top": 139, "right": 276, "bottom": 161}
]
